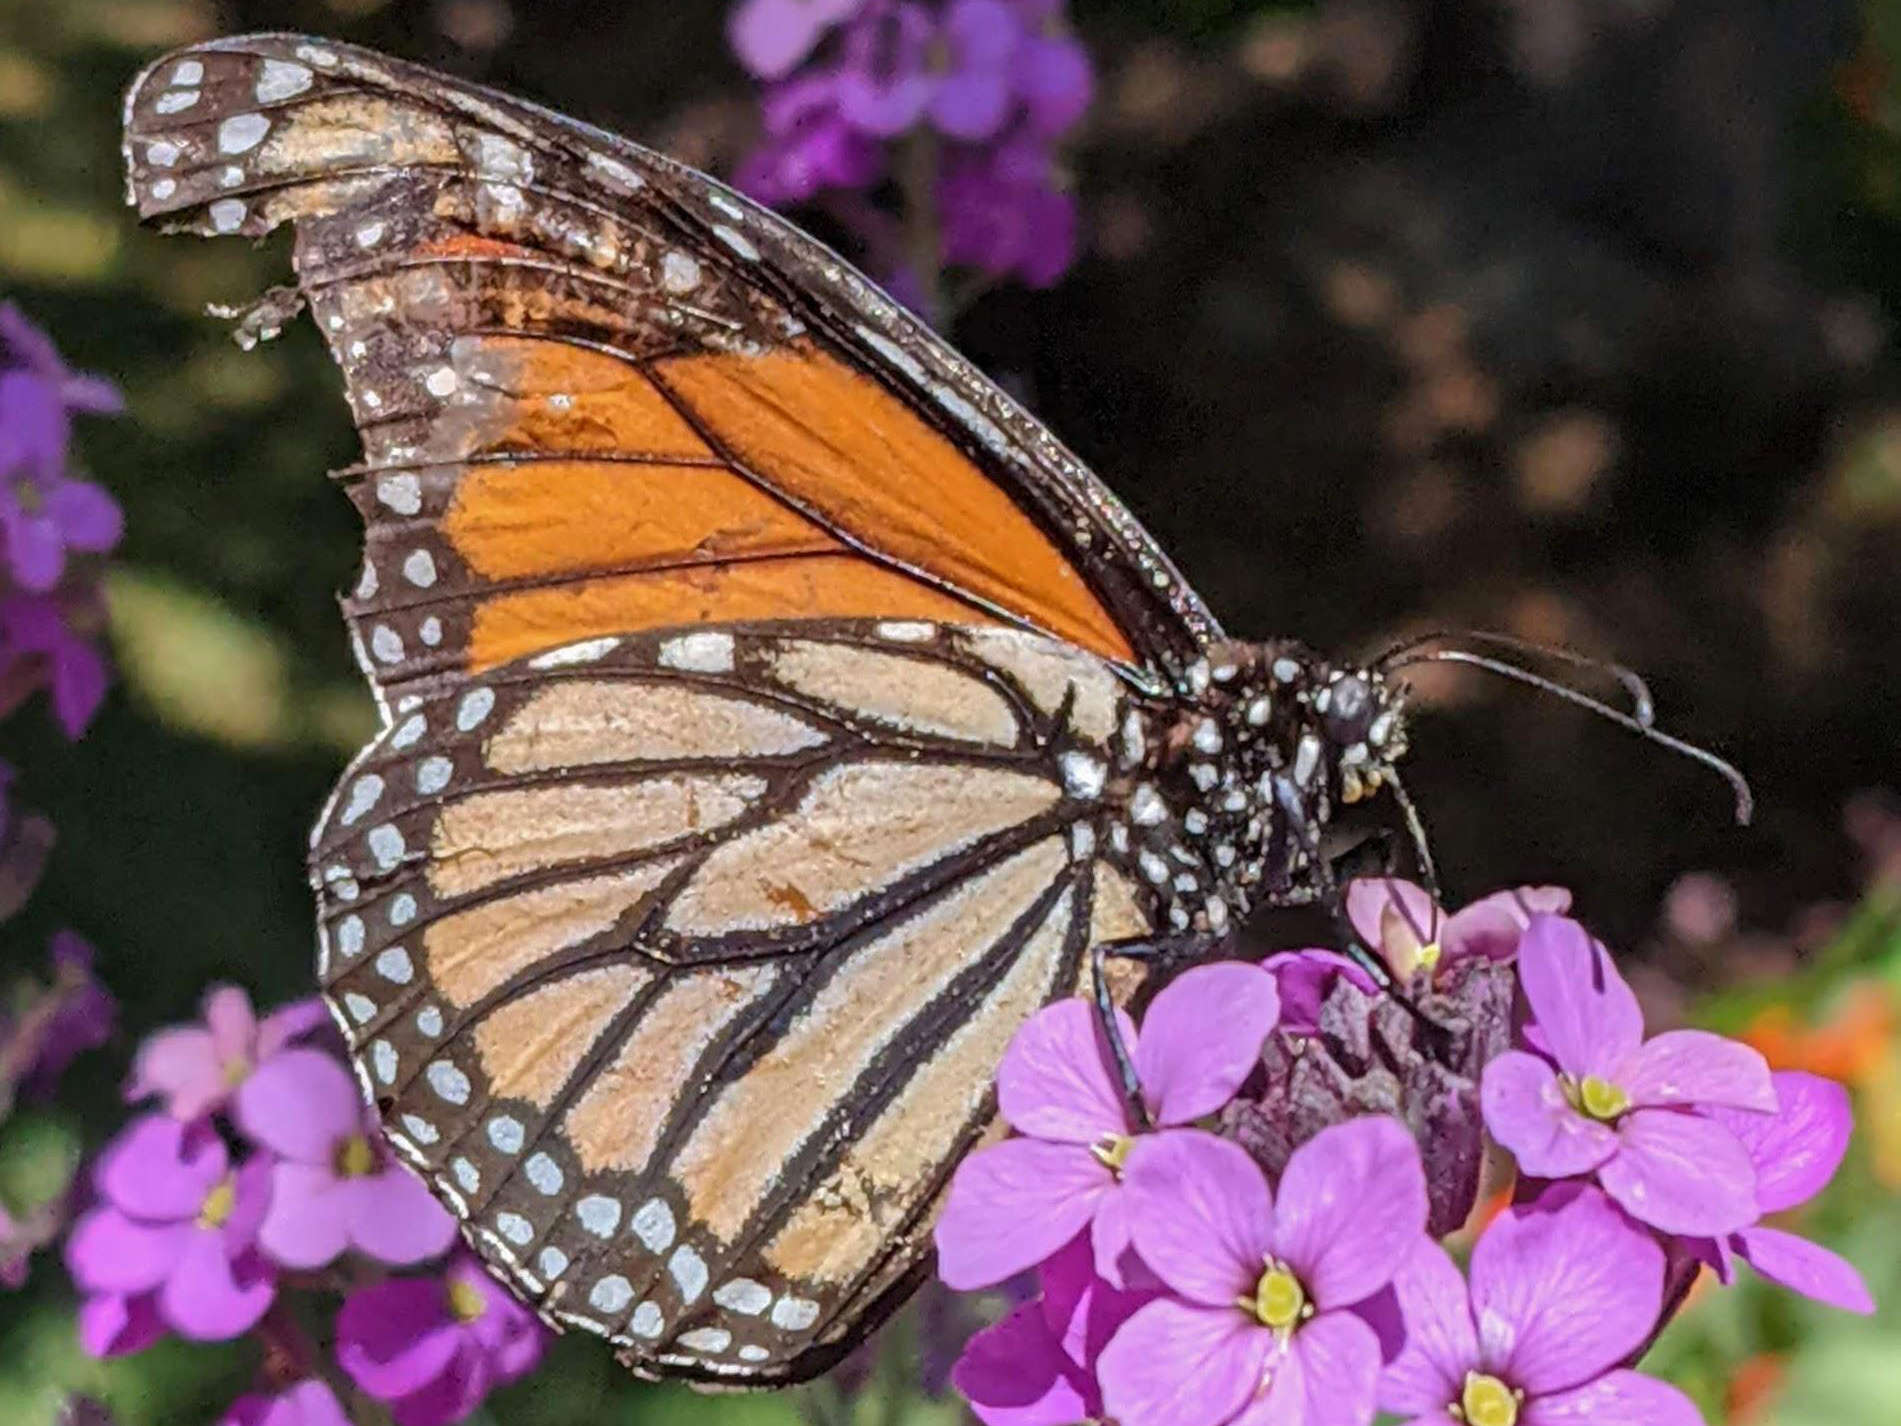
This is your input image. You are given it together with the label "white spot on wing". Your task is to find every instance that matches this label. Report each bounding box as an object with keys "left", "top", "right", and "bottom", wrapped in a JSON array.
[
  {"left": 375, "top": 946, "right": 413, "bottom": 984},
  {"left": 456, "top": 687, "right": 495, "bottom": 731},
  {"left": 415, "top": 757, "right": 453, "bottom": 796},
  {"left": 658, "top": 631, "right": 734, "bottom": 673},
  {"left": 427, "top": 1061, "right": 470, "bottom": 1105},
  {"left": 713, "top": 225, "right": 759, "bottom": 261},
  {"left": 529, "top": 636, "right": 620, "bottom": 669},
  {"left": 771, "top": 1296, "right": 820, "bottom": 1331},
  {"left": 629, "top": 1302, "right": 664, "bottom": 1338},
  {"left": 679, "top": 1326, "right": 732, "bottom": 1353},
  {"left": 668, "top": 1245, "right": 708, "bottom": 1303},
  {"left": 525, "top": 1152, "right": 563, "bottom": 1195},
  {"left": 155, "top": 90, "right": 200, "bottom": 115},
  {"left": 376, "top": 474, "right": 422, "bottom": 515},
  {"left": 488, "top": 1115, "right": 525, "bottom": 1153},
  {"left": 256, "top": 59, "right": 314, "bottom": 103},
  {"left": 217, "top": 114, "right": 269, "bottom": 155},
  {"left": 341, "top": 774, "right": 384, "bottom": 825},
  {"left": 170, "top": 60, "right": 203, "bottom": 86},
  {"left": 577, "top": 1195, "right": 621, "bottom": 1237},
  {"left": 660, "top": 251, "right": 702, "bottom": 295},
  {"left": 402, "top": 549, "right": 437, "bottom": 587},
  {"left": 590, "top": 1275, "right": 633, "bottom": 1313},
  {"left": 631, "top": 1198, "right": 676, "bottom": 1252},
  {"left": 713, "top": 1279, "right": 772, "bottom": 1316},
  {"left": 424, "top": 366, "right": 457, "bottom": 397},
  {"left": 208, "top": 198, "right": 245, "bottom": 233}
]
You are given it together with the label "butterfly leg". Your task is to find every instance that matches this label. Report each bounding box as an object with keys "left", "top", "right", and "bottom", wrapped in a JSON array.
[{"left": 1089, "top": 934, "right": 1214, "bottom": 1129}]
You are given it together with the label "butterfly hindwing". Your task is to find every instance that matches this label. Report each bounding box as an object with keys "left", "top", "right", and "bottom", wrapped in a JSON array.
[{"left": 309, "top": 618, "right": 1160, "bottom": 1381}]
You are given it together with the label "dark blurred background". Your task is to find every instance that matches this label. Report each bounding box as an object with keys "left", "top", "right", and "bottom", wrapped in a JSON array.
[{"left": 3, "top": 1, "right": 1901, "bottom": 1421}]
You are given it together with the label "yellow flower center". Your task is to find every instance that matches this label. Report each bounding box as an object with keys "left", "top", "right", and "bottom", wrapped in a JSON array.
[
  {"left": 1456, "top": 1371, "right": 1520, "bottom": 1426},
  {"left": 447, "top": 1277, "right": 489, "bottom": 1323},
  {"left": 335, "top": 1134, "right": 376, "bottom": 1178},
  {"left": 1248, "top": 1264, "right": 1307, "bottom": 1332},
  {"left": 1415, "top": 941, "right": 1443, "bottom": 972},
  {"left": 1576, "top": 1074, "right": 1630, "bottom": 1121},
  {"left": 1090, "top": 1133, "right": 1134, "bottom": 1174},
  {"left": 222, "top": 1055, "right": 252, "bottom": 1088},
  {"left": 197, "top": 1176, "right": 237, "bottom": 1229}
]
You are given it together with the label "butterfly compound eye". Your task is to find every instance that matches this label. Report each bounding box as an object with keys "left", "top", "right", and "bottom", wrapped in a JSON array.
[{"left": 1321, "top": 673, "right": 1376, "bottom": 747}]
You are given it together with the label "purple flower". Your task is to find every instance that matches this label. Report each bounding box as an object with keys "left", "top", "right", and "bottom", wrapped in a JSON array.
[
  {"left": 127, "top": 985, "right": 327, "bottom": 1121},
  {"left": 1097, "top": 1118, "right": 1428, "bottom": 1426},
  {"left": 0, "top": 372, "right": 122, "bottom": 592},
  {"left": 1694, "top": 1070, "right": 1874, "bottom": 1313},
  {"left": 939, "top": 139, "right": 1077, "bottom": 287},
  {"left": 236, "top": 1048, "right": 456, "bottom": 1268},
  {"left": 1345, "top": 876, "right": 1570, "bottom": 980},
  {"left": 729, "top": 0, "right": 867, "bottom": 80},
  {"left": 0, "top": 303, "right": 124, "bottom": 417},
  {"left": 935, "top": 962, "right": 1281, "bottom": 1287},
  {"left": 220, "top": 1381, "right": 351, "bottom": 1426},
  {"left": 0, "top": 592, "right": 109, "bottom": 738},
  {"left": 336, "top": 1254, "right": 550, "bottom": 1426},
  {"left": 930, "top": 0, "right": 1022, "bottom": 140},
  {"left": 1380, "top": 1187, "right": 1700, "bottom": 1426},
  {"left": 1261, "top": 949, "right": 1379, "bottom": 1036},
  {"left": 953, "top": 1232, "right": 1155, "bottom": 1426},
  {"left": 1013, "top": 27, "right": 1092, "bottom": 137},
  {"left": 736, "top": 72, "right": 887, "bottom": 206},
  {"left": 837, "top": 2, "right": 937, "bottom": 135},
  {"left": 4, "top": 932, "right": 115, "bottom": 1103},
  {"left": 1480, "top": 914, "right": 1775, "bottom": 1235},
  {"left": 65, "top": 1115, "right": 276, "bottom": 1351}
]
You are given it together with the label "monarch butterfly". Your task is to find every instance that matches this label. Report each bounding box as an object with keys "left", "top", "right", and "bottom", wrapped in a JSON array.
[{"left": 119, "top": 34, "right": 1746, "bottom": 1387}]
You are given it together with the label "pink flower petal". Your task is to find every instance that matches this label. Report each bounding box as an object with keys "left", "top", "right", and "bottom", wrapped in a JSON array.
[
  {"left": 125, "top": 1027, "right": 220, "bottom": 1116},
  {"left": 160, "top": 1231, "right": 274, "bottom": 1339},
  {"left": 1089, "top": 1179, "right": 1135, "bottom": 1287},
  {"left": 1289, "top": 1310, "right": 1381, "bottom": 1425},
  {"left": 1345, "top": 877, "right": 1441, "bottom": 961},
  {"left": 1378, "top": 1241, "right": 1476, "bottom": 1415},
  {"left": 1135, "top": 962, "right": 1280, "bottom": 1126},
  {"left": 98, "top": 1116, "right": 225, "bottom": 1220},
  {"left": 1262, "top": 950, "right": 1376, "bottom": 1035},
  {"left": 1273, "top": 1116, "right": 1426, "bottom": 1310},
  {"left": 1733, "top": 1226, "right": 1874, "bottom": 1314},
  {"left": 336, "top": 1281, "right": 463, "bottom": 1398},
  {"left": 1619, "top": 1030, "right": 1775, "bottom": 1113},
  {"left": 1098, "top": 1297, "right": 1270, "bottom": 1426},
  {"left": 1441, "top": 886, "right": 1571, "bottom": 963},
  {"left": 77, "top": 1291, "right": 167, "bottom": 1357},
  {"left": 236, "top": 1050, "right": 361, "bottom": 1162},
  {"left": 1520, "top": 1370, "right": 1704, "bottom": 1426},
  {"left": 935, "top": 1138, "right": 1111, "bottom": 1289},
  {"left": 1228, "top": 1344, "right": 1304, "bottom": 1426},
  {"left": 1480, "top": 1051, "right": 1619, "bottom": 1178},
  {"left": 954, "top": 1301, "right": 1096, "bottom": 1426},
  {"left": 347, "top": 1170, "right": 458, "bottom": 1265},
  {"left": 257, "top": 998, "right": 330, "bottom": 1058},
  {"left": 1598, "top": 1109, "right": 1758, "bottom": 1236},
  {"left": 64, "top": 1208, "right": 187, "bottom": 1293},
  {"left": 257, "top": 1163, "right": 351, "bottom": 1269},
  {"left": 1469, "top": 1188, "right": 1662, "bottom": 1397},
  {"left": 204, "top": 986, "right": 259, "bottom": 1063},
  {"left": 1124, "top": 1129, "right": 1273, "bottom": 1307},
  {"left": 997, "top": 997, "right": 1135, "bottom": 1143},
  {"left": 1708, "top": 1070, "right": 1852, "bottom": 1213},
  {"left": 1515, "top": 916, "right": 1642, "bottom": 1078}
]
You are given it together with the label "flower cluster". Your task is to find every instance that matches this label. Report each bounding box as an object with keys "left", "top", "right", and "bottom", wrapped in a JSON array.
[
  {"left": 0, "top": 302, "right": 122, "bottom": 739},
  {"left": 936, "top": 882, "right": 1873, "bottom": 1426},
  {"left": 727, "top": 0, "right": 1094, "bottom": 302},
  {"left": 63, "top": 986, "right": 548, "bottom": 1426}
]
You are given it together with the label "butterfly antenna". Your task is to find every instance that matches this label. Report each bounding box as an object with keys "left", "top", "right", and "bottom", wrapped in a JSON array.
[
  {"left": 1372, "top": 628, "right": 1656, "bottom": 727},
  {"left": 1383, "top": 646, "right": 1754, "bottom": 825},
  {"left": 1384, "top": 768, "right": 1440, "bottom": 900}
]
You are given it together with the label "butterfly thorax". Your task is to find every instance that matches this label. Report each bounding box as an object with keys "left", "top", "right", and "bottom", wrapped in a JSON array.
[{"left": 1120, "top": 641, "right": 1410, "bottom": 933}]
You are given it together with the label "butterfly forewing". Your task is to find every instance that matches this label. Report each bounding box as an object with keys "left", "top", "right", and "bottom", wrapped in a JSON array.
[
  {"left": 122, "top": 35, "right": 1220, "bottom": 714},
  {"left": 310, "top": 620, "right": 1158, "bottom": 1380}
]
